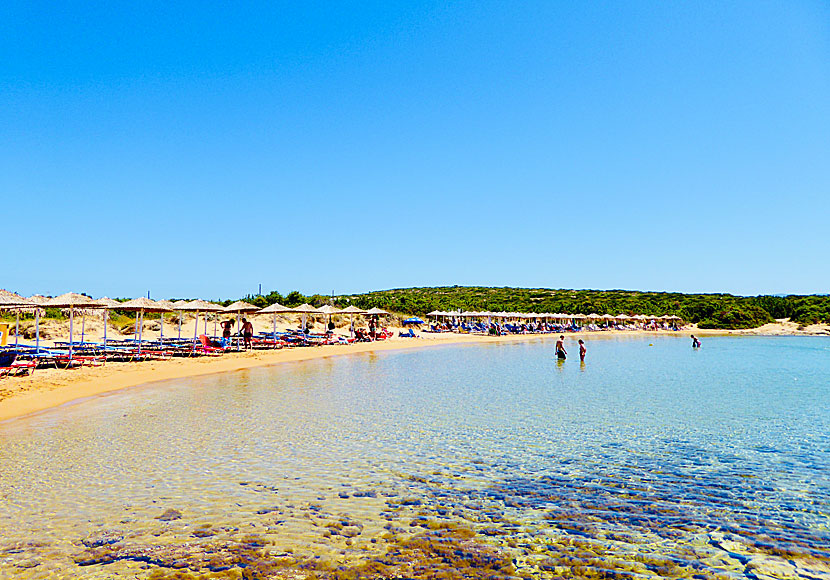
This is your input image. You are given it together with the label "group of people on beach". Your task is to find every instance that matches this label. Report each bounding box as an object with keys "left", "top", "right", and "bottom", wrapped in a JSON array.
[{"left": 217, "top": 318, "right": 254, "bottom": 349}]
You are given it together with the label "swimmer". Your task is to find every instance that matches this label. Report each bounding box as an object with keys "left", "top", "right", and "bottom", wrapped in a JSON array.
[
  {"left": 578, "top": 339, "right": 586, "bottom": 361},
  {"left": 691, "top": 334, "right": 701, "bottom": 348}
]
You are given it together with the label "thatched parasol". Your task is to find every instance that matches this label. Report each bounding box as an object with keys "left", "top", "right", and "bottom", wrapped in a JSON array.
[
  {"left": 316, "top": 305, "right": 342, "bottom": 334},
  {"left": 154, "top": 300, "right": 177, "bottom": 343},
  {"left": 291, "top": 303, "right": 319, "bottom": 334},
  {"left": 93, "top": 297, "right": 121, "bottom": 347},
  {"left": 259, "top": 302, "right": 293, "bottom": 341},
  {"left": 339, "top": 305, "right": 367, "bottom": 338},
  {"left": 171, "top": 300, "right": 190, "bottom": 339},
  {"left": 179, "top": 300, "right": 225, "bottom": 349},
  {"left": 364, "top": 307, "right": 389, "bottom": 341},
  {"left": 120, "top": 298, "right": 172, "bottom": 354},
  {"left": 43, "top": 293, "right": 103, "bottom": 358},
  {"left": 0, "top": 291, "right": 34, "bottom": 349},
  {"left": 24, "top": 295, "right": 50, "bottom": 351}
]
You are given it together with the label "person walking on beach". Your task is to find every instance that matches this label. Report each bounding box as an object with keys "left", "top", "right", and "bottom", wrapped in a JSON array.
[
  {"left": 241, "top": 318, "right": 254, "bottom": 350},
  {"left": 578, "top": 339, "right": 586, "bottom": 361},
  {"left": 691, "top": 334, "right": 701, "bottom": 348},
  {"left": 555, "top": 335, "right": 567, "bottom": 360}
]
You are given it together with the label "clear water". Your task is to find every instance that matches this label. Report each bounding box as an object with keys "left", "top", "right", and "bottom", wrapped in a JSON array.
[{"left": 1, "top": 336, "right": 828, "bottom": 579}]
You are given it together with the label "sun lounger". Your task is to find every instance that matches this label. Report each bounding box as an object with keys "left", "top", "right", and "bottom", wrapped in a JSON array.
[
  {"left": 0, "top": 351, "right": 37, "bottom": 377},
  {"left": 196, "top": 335, "right": 225, "bottom": 356}
]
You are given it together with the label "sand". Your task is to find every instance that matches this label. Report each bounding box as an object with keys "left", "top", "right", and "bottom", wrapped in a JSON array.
[{"left": 1, "top": 315, "right": 827, "bottom": 424}]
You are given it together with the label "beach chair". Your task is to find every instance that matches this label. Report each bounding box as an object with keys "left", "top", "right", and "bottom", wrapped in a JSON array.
[
  {"left": 53, "top": 353, "right": 106, "bottom": 368},
  {"left": 0, "top": 351, "right": 37, "bottom": 378},
  {"left": 196, "top": 335, "right": 225, "bottom": 356},
  {"left": 398, "top": 328, "right": 416, "bottom": 338}
]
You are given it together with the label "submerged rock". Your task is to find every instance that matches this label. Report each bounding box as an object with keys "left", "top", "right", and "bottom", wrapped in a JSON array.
[
  {"left": 81, "top": 530, "right": 124, "bottom": 548},
  {"left": 155, "top": 508, "right": 183, "bottom": 521}
]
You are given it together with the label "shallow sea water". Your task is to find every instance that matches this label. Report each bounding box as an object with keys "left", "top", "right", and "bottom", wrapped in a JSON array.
[{"left": 0, "top": 335, "right": 828, "bottom": 579}]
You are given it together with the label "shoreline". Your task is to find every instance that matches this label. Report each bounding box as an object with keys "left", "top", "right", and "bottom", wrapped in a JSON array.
[{"left": 0, "top": 327, "right": 825, "bottom": 424}]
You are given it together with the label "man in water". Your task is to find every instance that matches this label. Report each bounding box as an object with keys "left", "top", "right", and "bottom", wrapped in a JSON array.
[
  {"left": 578, "top": 339, "right": 586, "bottom": 361},
  {"left": 241, "top": 318, "right": 254, "bottom": 350},
  {"left": 555, "top": 335, "right": 567, "bottom": 359},
  {"left": 691, "top": 334, "right": 701, "bottom": 348}
]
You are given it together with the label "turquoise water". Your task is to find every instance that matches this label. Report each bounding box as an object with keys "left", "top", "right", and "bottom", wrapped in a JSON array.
[{"left": 0, "top": 336, "right": 828, "bottom": 578}]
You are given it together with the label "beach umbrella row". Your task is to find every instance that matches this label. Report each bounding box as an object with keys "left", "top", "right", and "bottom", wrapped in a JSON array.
[
  {"left": 425, "top": 310, "right": 683, "bottom": 322},
  {"left": 0, "top": 293, "right": 391, "bottom": 355}
]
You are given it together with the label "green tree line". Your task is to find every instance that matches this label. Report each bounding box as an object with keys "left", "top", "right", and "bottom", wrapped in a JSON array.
[{"left": 328, "top": 287, "right": 830, "bottom": 330}]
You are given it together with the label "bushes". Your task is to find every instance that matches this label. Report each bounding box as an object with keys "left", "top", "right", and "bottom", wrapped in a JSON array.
[{"left": 697, "top": 305, "right": 773, "bottom": 329}]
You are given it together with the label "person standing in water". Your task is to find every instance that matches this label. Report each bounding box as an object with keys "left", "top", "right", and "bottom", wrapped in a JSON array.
[
  {"left": 691, "top": 334, "right": 701, "bottom": 348},
  {"left": 578, "top": 339, "right": 586, "bottom": 361},
  {"left": 555, "top": 335, "right": 567, "bottom": 359}
]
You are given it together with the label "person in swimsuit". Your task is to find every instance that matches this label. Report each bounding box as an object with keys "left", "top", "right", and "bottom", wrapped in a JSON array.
[
  {"left": 241, "top": 318, "right": 254, "bottom": 350},
  {"left": 578, "top": 339, "right": 586, "bottom": 361},
  {"left": 220, "top": 320, "right": 233, "bottom": 348},
  {"left": 691, "top": 334, "right": 701, "bottom": 348},
  {"left": 555, "top": 335, "right": 567, "bottom": 359}
]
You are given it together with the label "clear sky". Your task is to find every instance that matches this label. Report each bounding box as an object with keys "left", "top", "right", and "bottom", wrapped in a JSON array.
[{"left": 3, "top": 1, "right": 828, "bottom": 300}]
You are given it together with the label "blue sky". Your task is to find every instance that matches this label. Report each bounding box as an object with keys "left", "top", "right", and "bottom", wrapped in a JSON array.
[{"left": 2, "top": 1, "right": 828, "bottom": 299}]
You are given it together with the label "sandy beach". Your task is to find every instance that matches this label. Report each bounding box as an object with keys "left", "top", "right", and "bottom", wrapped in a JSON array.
[{"left": 2, "top": 319, "right": 827, "bottom": 424}]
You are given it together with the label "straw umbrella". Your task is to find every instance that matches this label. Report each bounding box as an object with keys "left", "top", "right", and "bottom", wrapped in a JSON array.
[
  {"left": 224, "top": 301, "right": 260, "bottom": 350},
  {"left": 340, "top": 305, "right": 367, "bottom": 339},
  {"left": 179, "top": 300, "right": 225, "bottom": 351},
  {"left": 171, "top": 300, "right": 189, "bottom": 339},
  {"left": 0, "top": 290, "right": 35, "bottom": 349},
  {"left": 316, "top": 305, "right": 341, "bottom": 334},
  {"left": 365, "top": 307, "right": 389, "bottom": 340},
  {"left": 25, "top": 295, "right": 49, "bottom": 352},
  {"left": 258, "top": 302, "right": 293, "bottom": 343},
  {"left": 155, "top": 300, "right": 176, "bottom": 344},
  {"left": 95, "top": 297, "right": 121, "bottom": 348},
  {"left": 43, "top": 293, "right": 101, "bottom": 360},
  {"left": 119, "top": 298, "right": 172, "bottom": 355},
  {"left": 291, "top": 304, "right": 319, "bottom": 335}
]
